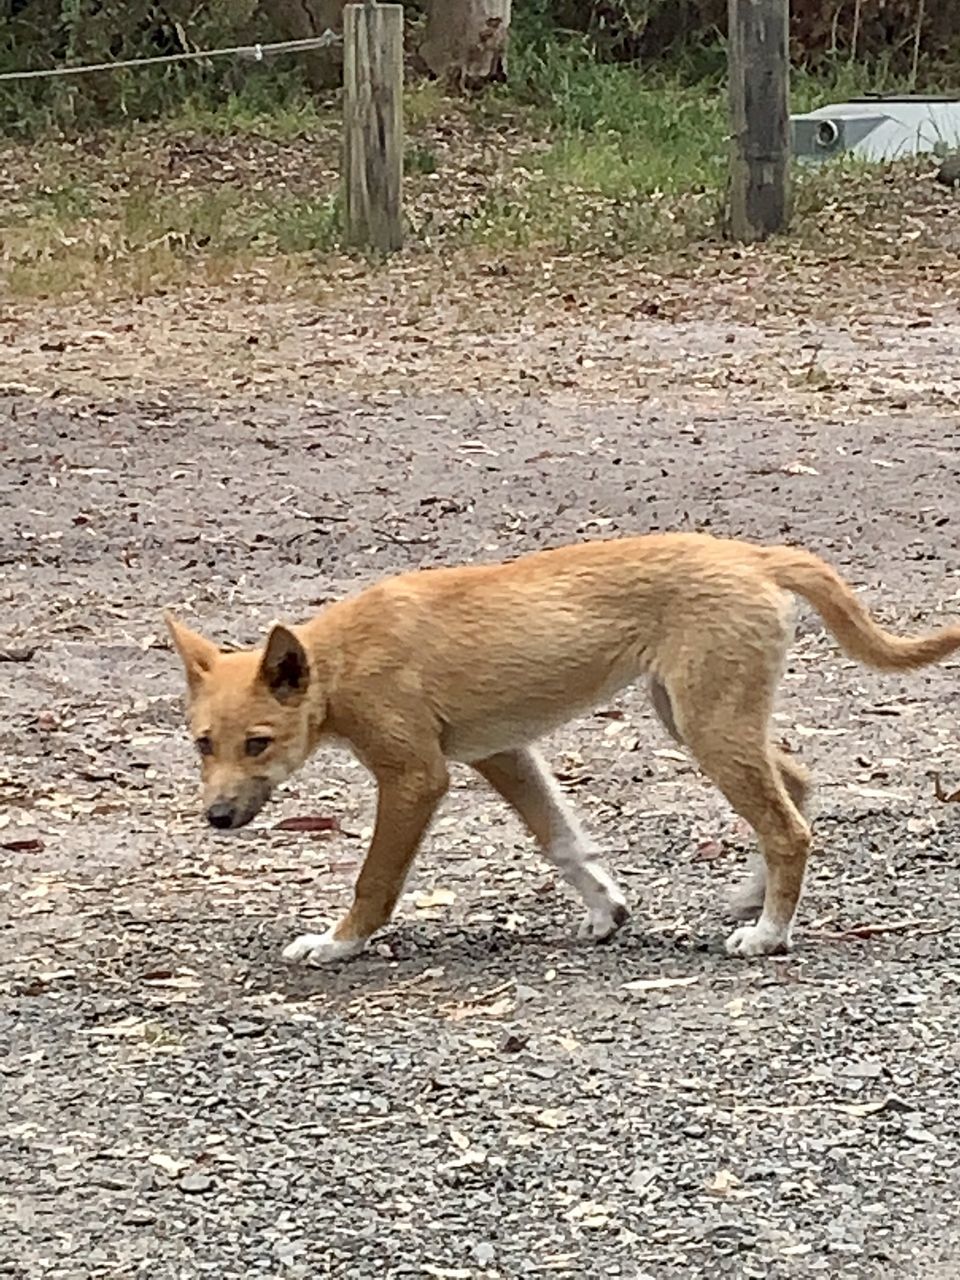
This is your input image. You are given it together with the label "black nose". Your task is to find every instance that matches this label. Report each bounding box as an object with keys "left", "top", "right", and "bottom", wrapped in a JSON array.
[{"left": 206, "top": 802, "right": 236, "bottom": 830}]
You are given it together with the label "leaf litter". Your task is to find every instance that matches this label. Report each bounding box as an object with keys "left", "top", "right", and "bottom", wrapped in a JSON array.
[{"left": 2, "top": 186, "right": 960, "bottom": 1277}]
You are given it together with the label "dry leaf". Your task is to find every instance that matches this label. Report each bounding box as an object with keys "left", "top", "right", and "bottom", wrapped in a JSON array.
[
  {"left": 533, "top": 1107, "right": 572, "bottom": 1130},
  {"left": 1, "top": 837, "right": 45, "bottom": 853},
  {"left": 832, "top": 1098, "right": 890, "bottom": 1118},
  {"left": 815, "top": 917, "right": 931, "bottom": 941},
  {"left": 34, "top": 968, "right": 75, "bottom": 984},
  {"left": 706, "top": 1169, "right": 741, "bottom": 1195},
  {"left": 273, "top": 814, "right": 340, "bottom": 833},
  {"left": 693, "top": 838, "right": 726, "bottom": 862},
  {"left": 415, "top": 888, "right": 456, "bottom": 910},
  {"left": 82, "top": 1017, "right": 149, "bottom": 1038},
  {"left": 569, "top": 1200, "right": 613, "bottom": 1228},
  {"left": 141, "top": 969, "right": 201, "bottom": 990},
  {"left": 793, "top": 724, "right": 847, "bottom": 738},
  {"left": 482, "top": 996, "right": 515, "bottom": 1019},
  {"left": 622, "top": 975, "right": 699, "bottom": 993},
  {"left": 0, "top": 646, "right": 36, "bottom": 663},
  {"left": 846, "top": 783, "right": 909, "bottom": 802}
]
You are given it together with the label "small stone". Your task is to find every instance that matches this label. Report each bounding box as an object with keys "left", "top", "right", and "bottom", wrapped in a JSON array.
[
  {"left": 90, "top": 1172, "right": 130, "bottom": 1191},
  {"left": 904, "top": 1126, "right": 937, "bottom": 1144},
  {"left": 882, "top": 1094, "right": 916, "bottom": 1114},
  {"left": 498, "top": 1032, "right": 527, "bottom": 1054},
  {"left": 826, "top": 1241, "right": 862, "bottom": 1255},
  {"left": 179, "top": 1173, "right": 214, "bottom": 1194},
  {"left": 227, "top": 1019, "right": 267, "bottom": 1039},
  {"left": 839, "top": 1059, "right": 883, "bottom": 1080},
  {"left": 628, "top": 1165, "right": 658, "bottom": 1194},
  {"left": 126, "top": 1207, "right": 156, "bottom": 1226}
]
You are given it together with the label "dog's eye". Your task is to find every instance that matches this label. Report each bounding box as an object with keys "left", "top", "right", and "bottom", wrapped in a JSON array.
[
  {"left": 245, "top": 736, "right": 272, "bottom": 758},
  {"left": 195, "top": 735, "right": 213, "bottom": 757}
]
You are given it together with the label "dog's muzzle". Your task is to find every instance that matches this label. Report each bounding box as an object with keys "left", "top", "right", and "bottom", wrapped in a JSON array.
[
  {"left": 205, "top": 779, "right": 272, "bottom": 830},
  {"left": 207, "top": 800, "right": 241, "bottom": 829}
]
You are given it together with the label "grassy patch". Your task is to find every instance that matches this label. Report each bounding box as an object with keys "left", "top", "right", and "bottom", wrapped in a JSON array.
[
  {"left": 172, "top": 92, "right": 327, "bottom": 142},
  {"left": 458, "top": 56, "right": 730, "bottom": 253},
  {"left": 455, "top": 38, "right": 952, "bottom": 257},
  {"left": 2, "top": 175, "right": 340, "bottom": 298}
]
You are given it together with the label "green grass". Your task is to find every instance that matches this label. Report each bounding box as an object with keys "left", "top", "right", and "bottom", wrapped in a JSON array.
[
  {"left": 455, "top": 34, "right": 952, "bottom": 254},
  {"left": 2, "top": 176, "right": 340, "bottom": 298},
  {"left": 506, "top": 33, "right": 939, "bottom": 189},
  {"left": 173, "top": 92, "right": 327, "bottom": 141}
]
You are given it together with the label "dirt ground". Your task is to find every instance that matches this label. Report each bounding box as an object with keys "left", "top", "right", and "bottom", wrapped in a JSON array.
[{"left": 2, "top": 260, "right": 960, "bottom": 1279}]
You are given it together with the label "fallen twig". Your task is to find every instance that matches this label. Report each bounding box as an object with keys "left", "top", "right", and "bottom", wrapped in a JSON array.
[
  {"left": 931, "top": 772, "right": 960, "bottom": 804},
  {"left": 812, "top": 917, "right": 947, "bottom": 942},
  {"left": 347, "top": 966, "right": 448, "bottom": 1005},
  {"left": 0, "top": 646, "right": 35, "bottom": 663},
  {"left": 438, "top": 979, "right": 516, "bottom": 1019}
]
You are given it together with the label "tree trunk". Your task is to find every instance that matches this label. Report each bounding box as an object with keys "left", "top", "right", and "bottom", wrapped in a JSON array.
[
  {"left": 420, "top": 0, "right": 511, "bottom": 91},
  {"left": 262, "top": 0, "right": 350, "bottom": 90}
]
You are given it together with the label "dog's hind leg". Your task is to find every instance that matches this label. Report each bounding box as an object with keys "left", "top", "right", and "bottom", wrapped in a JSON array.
[
  {"left": 664, "top": 641, "right": 812, "bottom": 956},
  {"left": 651, "top": 675, "right": 812, "bottom": 925},
  {"left": 726, "top": 746, "right": 812, "bottom": 921},
  {"left": 697, "top": 733, "right": 809, "bottom": 955},
  {"left": 474, "top": 746, "right": 629, "bottom": 942}
]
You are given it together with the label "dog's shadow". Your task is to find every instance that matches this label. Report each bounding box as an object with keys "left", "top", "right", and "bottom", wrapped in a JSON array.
[{"left": 252, "top": 918, "right": 723, "bottom": 1005}]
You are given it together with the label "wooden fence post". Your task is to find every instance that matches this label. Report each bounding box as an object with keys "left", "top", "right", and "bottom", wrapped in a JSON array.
[
  {"left": 727, "top": 0, "right": 790, "bottom": 241},
  {"left": 343, "top": 2, "right": 404, "bottom": 252}
]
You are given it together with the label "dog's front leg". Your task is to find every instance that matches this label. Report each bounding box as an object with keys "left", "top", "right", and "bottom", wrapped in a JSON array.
[{"left": 283, "top": 760, "right": 449, "bottom": 966}]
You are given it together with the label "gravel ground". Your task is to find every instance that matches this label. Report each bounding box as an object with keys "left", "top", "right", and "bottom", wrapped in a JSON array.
[{"left": 2, "top": 287, "right": 960, "bottom": 1279}]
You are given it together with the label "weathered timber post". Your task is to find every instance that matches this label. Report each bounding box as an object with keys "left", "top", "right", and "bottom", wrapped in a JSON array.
[
  {"left": 727, "top": 0, "right": 790, "bottom": 241},
  {"left": 343, "top": 2, "right": 404, "bottom": 252}
]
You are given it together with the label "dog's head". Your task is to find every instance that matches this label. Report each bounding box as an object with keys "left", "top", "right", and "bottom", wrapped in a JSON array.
[{"left": 165, "top": 614, "right": 315, "bottom": 830}]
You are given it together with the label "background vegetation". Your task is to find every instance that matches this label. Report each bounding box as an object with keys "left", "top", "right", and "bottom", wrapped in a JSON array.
[
  {"left": 1, "top": 1, "right": 956, "bottom": 132},
  {"left": 0, "top": 1, "right": 955, "bottom": 298}
]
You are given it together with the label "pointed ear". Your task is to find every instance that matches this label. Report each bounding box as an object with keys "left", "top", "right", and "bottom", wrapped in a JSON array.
[
  {"left": 257, "top": 624, "right": 310, "bottom": 704},
  {"left": 165, "top": 612, "right": 220, "bottom": 694}
]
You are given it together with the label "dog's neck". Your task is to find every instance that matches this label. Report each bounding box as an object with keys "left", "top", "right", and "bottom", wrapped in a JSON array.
[{"left": 299, "top": 602, "right": 351, "bottom": 750}]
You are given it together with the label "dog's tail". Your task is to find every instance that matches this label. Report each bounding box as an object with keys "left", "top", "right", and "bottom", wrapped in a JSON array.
[{"left": 762, "top": 546, "right": 960, "bottom": 672}]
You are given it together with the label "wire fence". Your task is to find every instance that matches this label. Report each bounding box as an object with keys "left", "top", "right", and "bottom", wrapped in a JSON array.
[{"left": 0, "top": 33, "right": 341, "bottom": 86}]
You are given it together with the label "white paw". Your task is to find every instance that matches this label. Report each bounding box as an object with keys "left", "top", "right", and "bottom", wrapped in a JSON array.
[
  {"left": 282, "top": 927, "right": 367, "bottom": 966},
  {"left": 725, "top": 920, "right": 791, "bottom": 958},
  {"left": 578, "top": 894, "right": 630, "bottom": 942}
]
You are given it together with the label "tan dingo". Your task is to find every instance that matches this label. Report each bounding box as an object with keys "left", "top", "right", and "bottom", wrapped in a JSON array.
[{"left": 166, "top": 533, "right": 960, "bottom": 964}]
